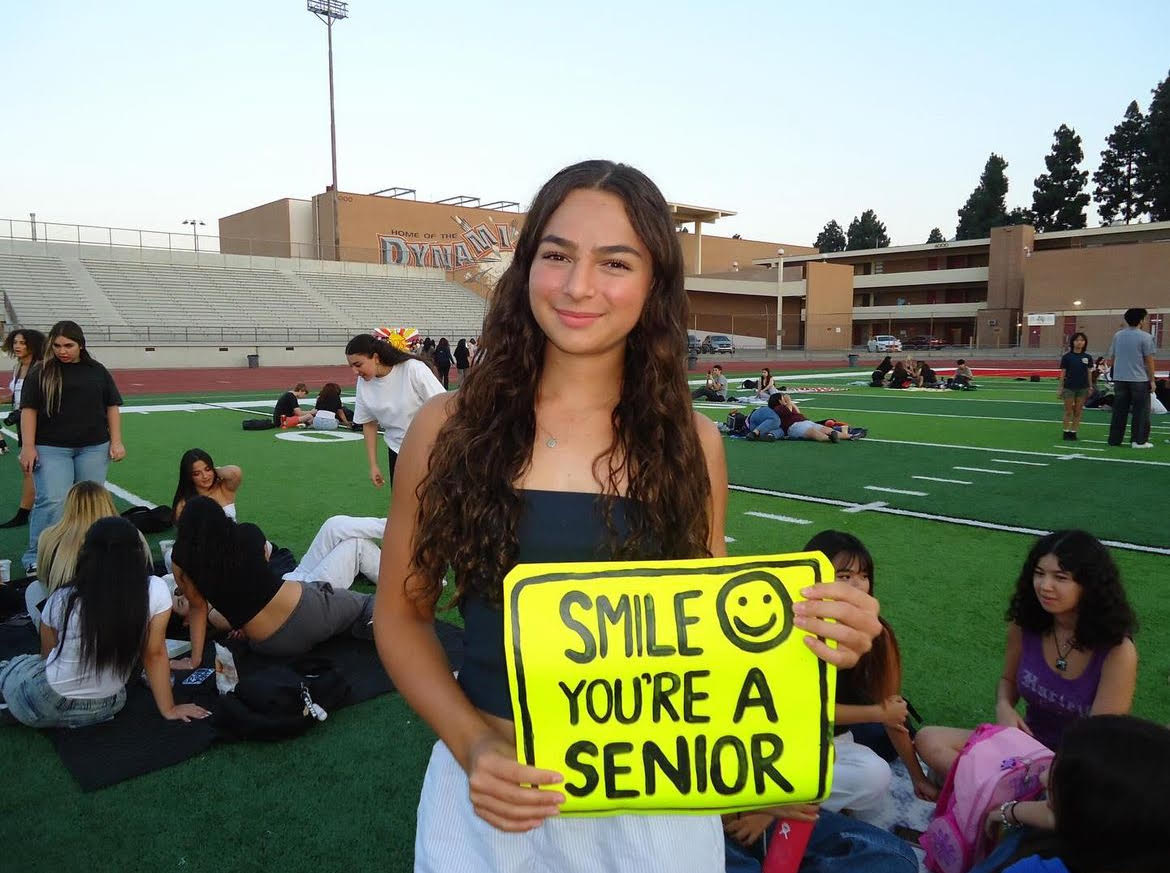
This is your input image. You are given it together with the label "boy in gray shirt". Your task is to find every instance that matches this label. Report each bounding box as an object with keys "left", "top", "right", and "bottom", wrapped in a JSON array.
[{"left": 1105, "top": 308, "right": 1156, "bottom": 448}]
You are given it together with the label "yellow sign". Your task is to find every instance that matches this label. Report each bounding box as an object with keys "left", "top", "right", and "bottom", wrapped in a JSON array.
[{"left": 504, "top": 553, "right": 837, "bottom": 816}]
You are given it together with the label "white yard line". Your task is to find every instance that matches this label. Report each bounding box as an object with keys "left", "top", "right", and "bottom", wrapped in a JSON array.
[
  {"left": 865, "top": 486, "right": 928, "bottom": 496},
  {"left": 727, "top": 483, "right": 1170, "bottom": 556},
  {"left": 861, "top": 437, "right": 1170, "bottom": 468},
  {"left": 1053, "top": 445, "right": 1105, "bottom": 451},
  {"left": 990, "top": 459, "right": 1049, "bottom": 467},
  {"left": 912, "top": 476, "right": 972, "bottom": 484},
  {"left": 954, "top": 466, "right": 1014, "bottom": 475},
  {"left": 744, "top": 511, "right": 813, "bottom": 525}
]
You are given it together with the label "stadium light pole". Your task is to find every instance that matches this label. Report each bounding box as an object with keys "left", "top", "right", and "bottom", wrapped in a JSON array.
[
  {"left": 308, "top": 0, "right": 348, "bottom": 260},
  {"left": 182, "top": 219, "right": 206, "bottom": 252},
  {"left": 775, "top": 248, "right": 785, "bottom": 352}
]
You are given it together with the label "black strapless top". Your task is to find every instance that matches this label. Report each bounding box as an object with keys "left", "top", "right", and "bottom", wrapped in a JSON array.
[{"left": 457, "top": 489, "right": 640, "bottom": 719}]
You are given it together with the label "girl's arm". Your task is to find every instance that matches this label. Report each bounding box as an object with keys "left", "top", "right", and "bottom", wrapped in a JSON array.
[
  {"left": 171, "top": 565, "right": 209, "bottom": 669},
  {"left": 995, "top": 623, "right": 1030, "bottom": 732},
  {"left": 889, "top": 725, "right": 937, "bottom": 800},
  {"left": 363, "top": 422, "right": 384, "bottom": 487},
  {"left": 1058, "top": 367, "right": 1067, "bottom": 398},
  {"left": 693, "top": 412, "right": 728, "bottom": 558},
  {"left": 39, "top": 621, "right": 57, "bottom": 658},
  {"left": 141, "top": 611, "right": 210, "bottom": 721},
  {"left": 18, "top": 407, "right": 37, "bottom": 473},
  {"left": 373, "top": 395, "right": 563, "bottom": 833},
  {"left": 107, "top": 406, "right": 125, "bottom": 461},
  {"left": 1089, "top": 638, "right": 1137, "bottom": 716},
  {"left": 217, "top": 465, "right": 243, "bottom": 495}
]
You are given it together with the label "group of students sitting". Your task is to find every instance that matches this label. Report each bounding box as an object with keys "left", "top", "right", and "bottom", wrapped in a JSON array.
[
  {"left": 0, "top": 445, "right": 387, "bottom": 729},
  {"left": 271, "top": 382, "right": 354, "bottom": 430},
  {"left": 870, "top": 356, "right": 974, "bottom": 390},
  {"left": 738, "top": 393, "right": 867, "bottom": 443}
]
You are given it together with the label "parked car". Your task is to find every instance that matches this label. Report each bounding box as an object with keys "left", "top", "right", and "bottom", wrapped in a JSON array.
[
  {"left": 701, "top": 334, "right": 735, "bottom": 354},
  {"left": 687, "top": 333, "right": 701, "bottom": 354},
  {"left": 905, "top": 335, "right": 945, "bottom": 350},
  {"left": 866, "top": 335, "right": 902, "bottom": 352}
]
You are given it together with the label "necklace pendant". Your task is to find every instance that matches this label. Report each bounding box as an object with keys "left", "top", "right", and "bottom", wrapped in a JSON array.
[
  {"left": 1055, "top": 657, "right": 1067, "bottom": 672},
  {"left": 545, "top": 437, "right": 557, "bottom": 449}
]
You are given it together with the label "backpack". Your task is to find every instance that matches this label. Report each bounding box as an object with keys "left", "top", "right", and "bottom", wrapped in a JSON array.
[
  {"left": 121, "top": 505, "right": 173, "bottom": 534},
  {"left": 920, "top": 724, "right": 1054, "bottom": 873},
  {"left": 726, "top": 411, "right": 750, "bottom": 436},
  {"left": 242, "top": 418, "right": 276, "bottom": 431},
  {"left": 216, "top": 657, "right": 351, "bottom": 741}
]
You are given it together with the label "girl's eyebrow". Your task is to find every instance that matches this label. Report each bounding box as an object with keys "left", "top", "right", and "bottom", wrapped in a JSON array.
[{"left": 539, "top": 234, "right": 643, "bottom": 259}]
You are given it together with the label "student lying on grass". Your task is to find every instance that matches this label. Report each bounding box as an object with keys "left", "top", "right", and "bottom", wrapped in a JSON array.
[
  {"left": 0, "top": 517, "right": 210, "bottom": 727},
  {"left": 168, "top": 497, "right": 374, "bottom": 668}
]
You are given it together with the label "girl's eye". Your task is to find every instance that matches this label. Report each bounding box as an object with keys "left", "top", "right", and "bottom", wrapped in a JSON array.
[
  {"left": 603, "top": 260, "right": 631, "bottom": 271},
  {"left": 541, "top": 251, "right": 569, "bottom": 262}
]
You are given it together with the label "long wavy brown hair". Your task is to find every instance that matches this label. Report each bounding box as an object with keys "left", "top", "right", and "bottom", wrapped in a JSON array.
[{"left": 410, "top": 159, "right": 711, "bottom": 606}]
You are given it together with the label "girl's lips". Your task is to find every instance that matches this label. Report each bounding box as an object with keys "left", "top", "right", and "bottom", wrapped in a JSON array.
[{"left": 556, "top": 309, "right": 601, "bottom": 328}]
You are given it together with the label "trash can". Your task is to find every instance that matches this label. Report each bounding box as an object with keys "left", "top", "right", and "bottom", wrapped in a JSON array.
[
  {"left": 247, "top": 354, "right": 260, "bottom": 369},
  {"left": 847, "top": 353, "right": 860, "bottom": 367},
  {"left": 687, "top": 353, "right": 698, "bottom": 370}
]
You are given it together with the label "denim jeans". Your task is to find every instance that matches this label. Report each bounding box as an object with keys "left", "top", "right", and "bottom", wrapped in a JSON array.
[
  {"left": 24, "top": 442, "right": 110, "bottom": 571},
  {"left": 0, "top": 653, "right": 125, "bottom": 728},
  {"left": 724, "top": 809, "right": 918, "bottom": 873},
  {"left": 748, "top": 408, "right": 784, "bottom": 439},
  {"left": 1108, "top": 381, "right": 1151, "bottom": 445}
]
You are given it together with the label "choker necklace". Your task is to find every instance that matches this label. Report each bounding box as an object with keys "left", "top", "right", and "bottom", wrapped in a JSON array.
[{"left": 1054, "top": 633, "right": 1077, "bottom": 671}]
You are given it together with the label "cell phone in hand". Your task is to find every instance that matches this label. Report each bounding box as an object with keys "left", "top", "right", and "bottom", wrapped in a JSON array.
[{"left": 182, "top": 667, "right": 215, "bottom": 686}]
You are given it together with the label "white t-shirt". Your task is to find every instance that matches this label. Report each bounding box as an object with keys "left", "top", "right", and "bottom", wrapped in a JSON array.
[
  {"left": 353, "top": 359, "right": 445, "bottom": 452},
  {"left": 42, "top": 575, "right": 171, "bottom": 699}
]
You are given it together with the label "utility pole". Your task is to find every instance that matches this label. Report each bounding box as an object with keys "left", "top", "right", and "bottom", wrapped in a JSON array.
[{"left": 308, "top": 0, "right": 349, "bottom": 259}]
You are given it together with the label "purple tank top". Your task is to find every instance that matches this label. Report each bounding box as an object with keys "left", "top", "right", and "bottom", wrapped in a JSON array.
[{"left": 1016, "top": 630, "right": 1105, "bottom": 751}]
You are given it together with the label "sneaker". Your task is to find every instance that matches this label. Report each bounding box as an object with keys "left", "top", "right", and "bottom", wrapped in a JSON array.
[
  {"left": 1069, "top": 432, "right": 1077, "bottom": 441},
  {"left": 828, "top": 430, "right": 839, "bottom": 443},
  {"left": 745, "top": 431, "right": 758, "bottom": 441},
  {"left": 764, "top": 433, "right": 778, "bottom": 441},
  {"left": 1132, "top": 442, "right": 1154, "bottom": 449},
  {"left": 851, "top": 428, "right": 868, "bottom": 440},
  {"left": 1062, "top": 431, "right": 1073, "bottom": 441}
]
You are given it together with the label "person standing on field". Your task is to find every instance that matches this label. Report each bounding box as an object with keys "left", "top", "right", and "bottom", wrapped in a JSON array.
[{"left": 1104, "top": 308, "right": 1156, "bottom": 449}]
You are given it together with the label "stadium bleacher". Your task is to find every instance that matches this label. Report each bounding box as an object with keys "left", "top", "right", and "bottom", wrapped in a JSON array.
[{"left": 0, "top": 254, "right": 97, "bottom": 325}]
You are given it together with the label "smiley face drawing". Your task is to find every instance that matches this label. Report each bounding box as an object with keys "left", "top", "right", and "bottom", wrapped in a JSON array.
[{"left": 716, "top": 570, "right": 794, "bottom": 652}]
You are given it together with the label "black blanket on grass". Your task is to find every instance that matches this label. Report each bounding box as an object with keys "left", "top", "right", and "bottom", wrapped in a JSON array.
[{"left": 0, "top": 619, "right": 463, "bottom": 791}]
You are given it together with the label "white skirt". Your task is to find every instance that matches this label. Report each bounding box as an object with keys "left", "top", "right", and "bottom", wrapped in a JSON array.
[{"left": 414, "top": 740, "right": 725, "bottom": 873}]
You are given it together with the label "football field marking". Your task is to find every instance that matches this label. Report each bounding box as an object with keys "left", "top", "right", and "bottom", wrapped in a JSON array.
[
  {"left": 913, "top": 476, "right": 972, "bottom": 484},
  {"left": 865, "top": 486, "right": 928, "bottom": 496},
  {"left": 744, "top": 510, "right": 813, "bottom": 525},
  {"left": 954, "top": 466, "right": 1013, "bottom": 475},
  {"left": 991, "top": 459, "right": 1048, "bottom": 467}
]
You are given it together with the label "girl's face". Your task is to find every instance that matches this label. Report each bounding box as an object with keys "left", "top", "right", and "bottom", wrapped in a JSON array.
[
  {"left": 1072, "top": 336, "right": 1087, "bottom": 353},
  {"left": 12, "top": 334, "right": 27, "bottom": 359},
  {"left": 762, "top": 368, "right": 770, "bottom": 379},
  {"left": 1033, "top": 553, "right": 1082, "bottom": 617},
  {"left": 347, "top": 353, "right": 377, "bottom": 381},
  {"left": 832, "top": 554, "right": 872, "bottom": 595},
  {"left": 52, "top": 335, "right": 81, "bottom": 363},
  {"left": 528, "top": 189, "right": 653, "bottom": 358},
  {"left": 190, "top": 460, "right": 216, "bottom": 491}
]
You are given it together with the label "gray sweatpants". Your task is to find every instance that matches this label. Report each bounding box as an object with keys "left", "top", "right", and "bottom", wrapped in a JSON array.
[{"left": 249, "top": 582, "right": 374, "bottom": 657}]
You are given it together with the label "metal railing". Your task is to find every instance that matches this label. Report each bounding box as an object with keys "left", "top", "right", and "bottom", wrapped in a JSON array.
[{"left": 2, "top": 324, "right": 485, "bottom": 346}]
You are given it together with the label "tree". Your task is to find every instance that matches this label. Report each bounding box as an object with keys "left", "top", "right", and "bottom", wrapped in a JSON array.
[
  {"left": 1139, "top": 70, "right": 1170, "bottom": 221},
  {"left": 955, "top": 154, "right": 1010, "bottom": 239},
  {"left": 926, "top": 227, "right": 946, "bottom": 243},
  {"left": 813, "top": 219, "right": 846, "bottom": 253},
  {"left": 1030, "top": 124, "right": 1090, "bottom": 231},
  {"left": 1005, "top": 206, "right": 1034, "bottom": 226},
  {"left": 845, "top": 210, "right": 890, "bottom": 250},
  {"left": 1093, "top": 100, "right": 1151, "bottom": 224}
]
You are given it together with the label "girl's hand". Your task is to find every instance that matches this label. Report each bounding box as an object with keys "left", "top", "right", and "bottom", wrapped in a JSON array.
[
  {"left": 165, "top": 703, "right": 211, "bottom": 722},
  {"left": 794, "top": 581, "right": 881, "bottom": 668},
  {"left": 774, "top": 802, "right": 820, "bottom": 822},
  {"left": 995, "top": 702, "right": 1033, "bottom": 735},
  {"left": 465, "top": 732, "right": 565, "bottom": 832},
  {"left": 370, "top": 466, "right": 385, "bottom": 488},
  {"left": 878, "top": 695, "right": 910, "bottom": 731},
  {"left": 913, "top": 776, "right": 940, "bottom": 802},
  {"left": 109, "top": 441, "right": 126, "bottom": 462},
  {"left": 19, "top": 446, "right": 37, "bottom": 474},
  {"left": 169, "top": 657, "right": 195, "bottom": 671},
  {"left": 723, "top": 812, "right": 774, "bottom": 846}
]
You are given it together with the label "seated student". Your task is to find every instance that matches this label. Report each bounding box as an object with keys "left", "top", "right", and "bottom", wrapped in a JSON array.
[
  {"left": 38, "top": 480, "right": 149, "bottom": 595},
  {"left": 916, "top": 360, "right": 939, "bottom": 388},
  {"left": 724, "top": 804, "right": 918, "bottom": 873},
  {"left": 887, "top": 360, "right": 913, "bottom": 389},
  {"left": 776, "top": 394, "right": 850, "bottom": 443},
  {"left": 312, "top": 382, "right": 352, "bottom": 430},
  {"left": 172, "top": 448, "right": 242, "bottom": 522},
  {"left": 272, "top": 382, "right": 314, "bottom": 427},
  {"left": 948, "top": 359, "right": 976, "bottom": 389},
  {"left": 0, "top": 517, "right": 210, "bottom": 727},
  {"left": 282, "top": 515, "right": 385, "bottom": 590},
  {"left": 744, "top": 393, "right": 785, "bottom": 441},
  {"left": 869, "top": 355, "right": 894, "bottom": 387},
  {"left": 916, "top": 530, "right": 1137, "bottom": 778},
  {"left": 168, "top": 497, "right": 374, "bottom": 668},
  {"left": 745, "top": 367, "right": 779, "bottom": 401},
  {"left": 969, "top": 715, "right": 1170, "bottom": 873},
  {"left": 691, "top": 364, "right": 728, "bottom": 401},
  {"left": 807, "top": 531, "right": 939, "bottom": 819}
]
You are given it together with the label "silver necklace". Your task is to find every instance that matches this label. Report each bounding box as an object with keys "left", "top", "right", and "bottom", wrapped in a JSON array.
[{"left": 1054, "top": 632, "right": 1077, "bottom": 671}]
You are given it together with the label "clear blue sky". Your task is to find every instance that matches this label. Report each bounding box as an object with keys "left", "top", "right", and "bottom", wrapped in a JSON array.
[{"left": 2, "top": 0, "right": 1167, "bottom": 248}]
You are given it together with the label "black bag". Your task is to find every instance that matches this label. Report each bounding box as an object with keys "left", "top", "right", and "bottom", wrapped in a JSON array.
[
  {"left": 1029, "top": 374, "right": 1041, "bottom": 382},
  {"left": 741, "top": 379, "right": 757, "bottom": 389},
  {"left": 121, "top": 505, "right": 173, "bottom": 534},
  {"left": 217, "top": 657, "right": 351, "bottom": 741},
  {"left": 726, "top": 411, "right": 750, "bottom": 436},
  {"left": 242, "top": 418, "right": 276, "bottom": 431}
]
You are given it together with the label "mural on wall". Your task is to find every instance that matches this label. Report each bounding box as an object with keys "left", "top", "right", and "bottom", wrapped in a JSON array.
[{"left": 379, "top": 214, "right": 520, "bottom": 287}]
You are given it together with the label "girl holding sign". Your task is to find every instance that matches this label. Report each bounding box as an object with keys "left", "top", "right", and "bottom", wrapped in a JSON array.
[{"left": 372, "top": 160, "right": 884, "bottom": 872}]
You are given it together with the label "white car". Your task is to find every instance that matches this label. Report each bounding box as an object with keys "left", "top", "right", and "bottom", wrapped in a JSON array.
[{"left": 867, "top": 335, "right": 902, "bottom": 353}]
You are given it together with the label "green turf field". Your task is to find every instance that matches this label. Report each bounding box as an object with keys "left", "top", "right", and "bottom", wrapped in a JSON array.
[{"left": 0, "top": 372, "right": 1166, "bottom": 873}]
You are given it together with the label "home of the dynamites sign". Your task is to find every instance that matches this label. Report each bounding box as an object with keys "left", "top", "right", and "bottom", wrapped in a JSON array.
[{"left": 379, "top": 214, "right": 519, "bottom": 285}]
